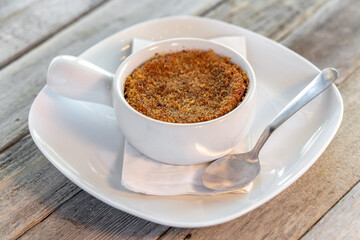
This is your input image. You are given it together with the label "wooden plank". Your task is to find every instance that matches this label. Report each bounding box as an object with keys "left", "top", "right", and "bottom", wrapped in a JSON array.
[
  {"left": 18, "top": 191, "right": 169, "bottom": 240},
  {"left": 205, "top": 0, "right": 328, "bottom": 42},
  {"left": 302, "top": 181, "right": 360, "bottom": 239},
  {"left": 157, "top": 67, "right": 360, "bottom": 239},
  {"left": 0, "top": 0, "right": 107, "bottom": 69},
  {"left": 0, "top": 135, "right": 81, "bottom": 239},
  {"left": 0, "top": 0, "right": 224, "bottom": 152},
  {"left": 282, "top": 0, "right": 360, "bottom": 84}
]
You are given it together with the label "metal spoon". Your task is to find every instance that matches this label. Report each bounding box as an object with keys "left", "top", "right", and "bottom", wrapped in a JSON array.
[{"left": 202, "top": 68, "right": 339, "bottom": 191}]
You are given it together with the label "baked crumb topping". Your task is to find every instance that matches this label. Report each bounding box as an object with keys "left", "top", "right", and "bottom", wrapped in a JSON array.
[{"left": 124, "top": 49, "right": 249, "bottom": 123}]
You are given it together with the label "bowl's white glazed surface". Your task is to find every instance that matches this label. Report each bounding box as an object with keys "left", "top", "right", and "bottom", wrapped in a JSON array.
[{"left": 113, "top": 38, "right": 256, "bottom": 164}]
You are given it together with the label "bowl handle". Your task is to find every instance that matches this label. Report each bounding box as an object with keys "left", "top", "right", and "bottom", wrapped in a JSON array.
[{"left": 47, "top": 55, "right": 115, "bottom": 106}]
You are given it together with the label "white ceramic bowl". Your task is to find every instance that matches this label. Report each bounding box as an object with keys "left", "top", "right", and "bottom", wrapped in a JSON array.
[{"left": 47, "top": 38, "right": 256, "bottom": 165}]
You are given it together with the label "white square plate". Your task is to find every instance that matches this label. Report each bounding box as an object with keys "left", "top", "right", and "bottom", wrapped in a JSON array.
[{"left": 29, "top": 16, "right": 343, "bottom": 227}]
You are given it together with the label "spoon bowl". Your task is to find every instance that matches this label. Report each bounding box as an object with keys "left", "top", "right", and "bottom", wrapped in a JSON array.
[
  {"left": 202, "top": 68, "right": 339, "bottom": 191},
  {"left": 203, "top": 151, "right": 260, "bottom": 190}
]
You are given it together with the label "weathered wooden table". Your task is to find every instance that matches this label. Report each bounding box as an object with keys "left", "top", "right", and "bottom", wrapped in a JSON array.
[{"left": 1, "top": 0, "right": 360, "bottom": 239}]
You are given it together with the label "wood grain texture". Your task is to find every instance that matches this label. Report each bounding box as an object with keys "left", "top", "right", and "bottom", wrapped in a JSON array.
[
  {"left": 0, "top": 0, "right": 108, "bottom": 69},
  {"left": 18, "top": 191, "right": 169, "bottom": 240},
  {"left": 0, "top": 135, "right": 81, "bottom": 239},
  {"left": 205, "top": 0, "right": 328, "bottom": 42},
  {"left": 303, "top": 177, "right": 360, "bottom": 238},
  {"left": 157, "top": 67, "right": 360, "bottom": 239},
  {"left": 0, "top": 0, "right": 224, "bottom": 152},
  {"left": 282, "top": 0, "right": 360, "bottom": 84}
]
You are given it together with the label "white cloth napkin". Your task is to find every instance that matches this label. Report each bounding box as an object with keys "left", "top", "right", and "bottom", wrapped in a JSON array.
[{"left": 121, "top": 36, "right": 253, "bottom": 195}]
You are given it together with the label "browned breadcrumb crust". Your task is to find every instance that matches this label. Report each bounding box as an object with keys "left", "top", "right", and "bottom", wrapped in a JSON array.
[{"left": 124, "top": 49, "right": 249, "bottom": 123}]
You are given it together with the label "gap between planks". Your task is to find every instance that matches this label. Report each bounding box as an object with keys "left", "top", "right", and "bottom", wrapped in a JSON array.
[
  {"left": 0, "top": 0, "right": 109, "bottom": 70},
  {"left": 10, "top": 188, "right": 83, "bottom": 240},
  {"left": 298, "top": 179, "right": 360, "bottom": 239},
  {"left": 154, "top": 227, "right": 173, "bottom": 240},
  {"left": 198, "top": 0, "right": 229, "bottom": 16},
  {"left": 0, "top": 129, "right": 29, "bottom": 153}
]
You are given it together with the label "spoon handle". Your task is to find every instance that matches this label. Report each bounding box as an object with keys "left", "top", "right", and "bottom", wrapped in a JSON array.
[{"left": 252, "top": 68, "right": 339, "bottom": 152}]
